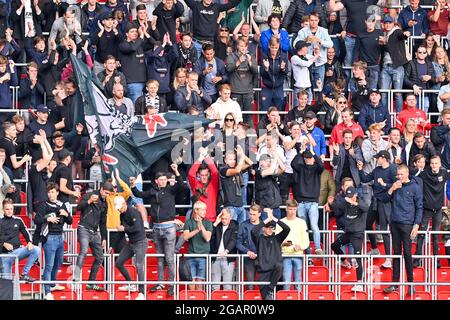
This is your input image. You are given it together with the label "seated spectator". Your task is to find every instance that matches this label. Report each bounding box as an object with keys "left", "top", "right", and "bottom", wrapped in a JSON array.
[
  {"left": 174, "top": 71, "right": 211, "bottom": 114},
  {"left": 254, "top": 0, "right": 290, "bottom": 31},
  {"left": 358, "top": 89, "right": 391, "bottom": 135},
  {"left": 396, "top": 93, "right": 431, "bottom": 134},
  {"left": 285, "top": 90, "right": 313, "bottom": 128},
  {"left": 108, "top": 83, "right": 135, "bottom": 118},
  {"left": 210, "top": 208, "right": 239, "bottom": 291},
  {"left": 208, "top": 84, "right": 243, "bottom": 128},
  {"left": 329, "top": 107, "right": 364, "bottom": 146},
  {"left": 257, "top": 107, "right": 287, "bottom": 137},
  {"left": 97, "top": 55, "right": 127, "bottom": 99},
  {"left": 175, "top": 32, "right": 198, "bottom": 72},
  {"left": 260, "top": 36, "right": 289, "bottom": 111},
  {"left": 260, "top": 14, "right": 290, "bottom": 54}
]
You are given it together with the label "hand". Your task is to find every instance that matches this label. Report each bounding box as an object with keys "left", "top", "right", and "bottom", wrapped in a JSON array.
[
  {"left": 33, "top": 0, "right": 39, "bottom": 8},
  {"left": 212, "top": 76, "right": 222, "bottom": 84},
  {"left": 22, "top": 154, "right": 32, "bottom": 162},
  {"left": 219, "top": 250, "right": 228, "bottom": 257},
  {"left": 215, "top": 212, "right": 223, "bottom": 225},
  {"left": 82, "top": 40, "right": 89, "bottom": 53},
  {"left": 73, "top": 190, "right": 81, "bottom": 198},
  {"left": 170, "top": 163, "right": 179, "bottom": 174},
  {"left": 332, "top": 143, "right": 340, "bottom": 155},
  {"left": 239, "top": 54, "right": 247, "bottom": 62},
  {"left": 204, "top": 66, "right": 213, "bottom": 75},
  {"left": 421, "top": 75, "right": 431, "bottom": 82},
  {"left": 391, "top": 180, "right": 402, "bottom": 192},
  {"left": 27, "top": 242, "right": 34, "bottom": 251},
  {"left": 408, "top": 20, "right": 417, "bottom": 27},
  {"left": 377, "top": 178, "right": 386, "bottom": 186},
  {"left": 174, "top": 219, "right": 184, "bottom": 227},
  {"left": 50, "top": 39, "right": 57, "bottom": 51},
  {"left": 348, "top": 147, "right": 355, "bottom": 157},
  {"left": 59, "top": 209, "right": 69, "bottom": 217},
  {"left": 235, "top": 145, "right": 244, "bottom": 157},
  {"left": 263, "top": 59, "right": 269, "bottom": 70},
  {"left": 356, "top": 160, "right": 364, "bottom": 170},
  {"left": 378, "top": 119, "right": 387, "bottom": 129},
  {"left": 117, "top": 225, "right": 125, "bottom": 232},
  {"left": 98, "top": 20, "right": 104, "bottom": 32},
  {"left": 413, "top": 84, "right": 421, "bottom": 95},
  {"left": 265, "top": 208, "right": 274, "bottom": 220},
  {"left": 5, "top": 28, "right": 12, "bottom": 42},
  {"left": 9, "top": 60, "right": 15, "bottom": 71},
  {"left": 247, "top": 251, "right": 257, "bottom": 259},
  {"left": 47, "top": 216, "right": 60, "bottom": 224},
  {"left": 410, "top": 224, "right": 419, "bottom": 240},
  {"left": 34, "top": 134, "right": 43, "bottom": 144},
  {"left": 403, "top": 31, "right": 411, "bottom": 37},
  {"left": 280, "top": 60, "right": 286, "bottom": 70},
  {"left": 102, "top": 240, "right": 106, "bottom": 248},
  {"left": 3, "top": 242, "right": 13, "bottom": 251},
  {"left": 129, "top": 176, "right": 136, "bottom": 187},
  {"left": 151, "top": 16, "right": 157, "bottom": 30},
  {"left": 357, "top": 78, "right": 367, "bottom": 86}
]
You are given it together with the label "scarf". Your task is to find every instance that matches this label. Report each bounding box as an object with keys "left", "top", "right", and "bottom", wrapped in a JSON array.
[
  {"left": 179, "top": 43, "right": 193, "bottom": 71},
  {"left": 144, "top": 94, "right": 160, "bottom": 113}
]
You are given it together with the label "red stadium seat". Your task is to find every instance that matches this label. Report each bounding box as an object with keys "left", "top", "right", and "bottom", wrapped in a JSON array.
[
  {"left": 179, "top": 290, "right": 206, "bottom": 300},
  {"left": 408, "top": 291, "right": 431, "bottom": 300},
  {"left": 20, "top": 192, "right": 27, "bottom": 215},
  {"left": 53, "top": 290, "right": 78, "bottom": 300},
  {"left": 211, "top": 290, "right": 239, "bottom": 300},
  {"left": 371, "top": 266, "right": 392, "bottom": 291},
  {"left": 56, "top": 264, "right": 73, "bottom": 281},
  {"left": 114, "top": 265, "right": 137, "bottom": 290},
  {"left": 340, "top": 291, "right": 368, "bottom": 300},
  {"left": 82, "top": 290, "right": 109, "bottom": 300},
  {"left": 71, "top": 215, "right": 80, "bottom": 228},
  {"left": 436, "top": 267, "right": 450, "bottom": 292},
  {"left": 18, "top": 264, "right": 40, "bottom": 292},
  {"left": 307, "top": 266, "right": 329, "bottom": 292},
  {"left": 308, "top": 290, "right": 335, "bottom": 300},
  {"left": 146, "top": 265, "right": 158, "bottom": 281},
  {"left": 276, "top": 290, "right": 302, "bottom": 300},
  {"left": 403, "top": 267, "right": 425, "bottom": 291},
  {"left": 243, "top": 290, "right": 262, "bottom": 300},
  {"left": 82, "top": 265, "right": 104, "bottom": 281},
  {"left": 437, "top": 291, "right": 450, "bottom": 300},
  {"left": 338, "top": 267, "right": 357, "bottom": 293},
  {"left": 17, "top": 215, "right": 31, "bottom": 228},
  {"left": 114, "top": 291, "right": 139, "bottom": 300},
  {"left": 373, "top": 290, "right": 400, "bottom": 300},
  {"left": 147, "top": 290, "right": 174, "bottom": 300}
]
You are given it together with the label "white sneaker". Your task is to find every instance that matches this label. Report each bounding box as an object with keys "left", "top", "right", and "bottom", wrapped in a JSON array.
[
  {"left": 382, "top": 258, "right": 393, "bottom": 269},
  {"left": 135, "top": 293, "right": 145, "bottom": 300},
  {"left": 118, "top": 284, "right": 138, "bottom": 292},
  {"left": 45, "top": 292, "right": 54, "bottom": 300},
  {"left": 351, "top": 284, "right": 364, "bottom": 292},
  {"left": 50, "top": 284, "right": 66, "bottom": 291}
]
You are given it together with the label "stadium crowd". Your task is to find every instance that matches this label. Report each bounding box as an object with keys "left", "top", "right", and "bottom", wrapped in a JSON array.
[{"left": 1, "top": 0, "right": 450, "bottom": 301}]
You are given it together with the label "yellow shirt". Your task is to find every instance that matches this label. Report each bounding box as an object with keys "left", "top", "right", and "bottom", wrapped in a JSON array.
[
  {"left": 275, "top": 217, "right": 310, "bottom": 255},
  {"left": 106, "top": 178, "right": 132, "bottom": 229}
]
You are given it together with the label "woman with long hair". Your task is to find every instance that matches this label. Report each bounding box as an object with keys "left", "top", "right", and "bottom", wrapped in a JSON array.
[
  {"left": 423, "top": 32, "right": 439, "bottom": 59},
  {"left": 402, "top": 118, "right": 418, "bottom": 146},
  {"left": 173, "top": 67, "right": 187, "bottom": 91}
]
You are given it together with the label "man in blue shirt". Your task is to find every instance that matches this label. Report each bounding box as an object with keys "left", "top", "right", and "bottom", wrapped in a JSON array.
[{"left": 302, "top": 111, "right": 326, "bottom": 159}]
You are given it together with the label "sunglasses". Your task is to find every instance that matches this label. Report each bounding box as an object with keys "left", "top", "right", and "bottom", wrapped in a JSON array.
[
  {"left": 338, "top": 101, "right": 347, "bottom": 104},
  {"left": 225, "top": 118, "right": 235, "bottom": 122},
  {"left": 417, "top": 51, "right": 427, "bottom": 54},
  {"left": 220, "top": 28, "right": 229, "bottom": 31}
]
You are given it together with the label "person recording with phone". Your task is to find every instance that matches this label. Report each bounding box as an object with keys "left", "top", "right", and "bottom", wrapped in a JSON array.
[{"left": 381, "top": 165, "right": 423, "bottom": 296}]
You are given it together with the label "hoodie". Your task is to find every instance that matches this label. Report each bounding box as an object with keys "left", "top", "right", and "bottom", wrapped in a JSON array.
[{"left": 146, "top": 44, "right": 178, "bottom": 94}]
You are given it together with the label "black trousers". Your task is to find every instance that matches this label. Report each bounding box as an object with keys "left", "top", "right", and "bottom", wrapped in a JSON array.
[
  {"left": 391, "top": 223, "right": 414, "bottom": 283},
  {"left": 331, "top": 232, "right": 364, "bottom": 280},
  {"left": 366, "top": 199, "right": 392, "bottom": 254},
  {"left": 279, "top": 172, "right": 295, "bottom": 203},
  {"left": 258, "top": 263, "right": 283, "bottom": 300},
  {"left": 415, "top": 208, "right": 442, "bottom": 256}
]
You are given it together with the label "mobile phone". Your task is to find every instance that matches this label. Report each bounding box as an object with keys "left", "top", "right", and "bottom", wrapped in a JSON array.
[{"left": 208, "top": 63, "right": 213, "bottom": 69}]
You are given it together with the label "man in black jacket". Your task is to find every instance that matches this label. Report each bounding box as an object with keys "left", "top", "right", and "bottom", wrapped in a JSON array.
[
  {"left": 414, "top": 155, "right": 450, "bottom": 268},
  {"left": 73, "top": 183, "right": 112, "bottom": 290},
  {"left": 153, "top": 0, "right": 184, "bottom": 44},
  {"left": 408, "top": 132, "right": 437, "bottom": 168},
  {"left": 210, "top": 208, "right": 239, "bottom": 291},
  {"left": 281, "top": 0, "right": 327, "bottom": 34},
  {"left": 18, "top": 62, "right": 45, "bottom": 111},
  {"left": 114, "top": 195, "right": 148, "bottom": 300},
  {"left": 129, "top": 163, "right": 183, "bottom": 296},
  {"left": 251, "top": 208, "right": 290, "bottom": 300}
]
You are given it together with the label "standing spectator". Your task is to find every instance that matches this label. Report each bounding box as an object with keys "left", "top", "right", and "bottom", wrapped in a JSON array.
[
  {"left": 323, "top": 47, "right": 344, "bottom": 89},
  {"left": 174, "top": 72, "right": 211, "bottom": 114},
  {"left": 408, "top": 132, "right": 437, "bottom": 167},
  {"left": 41, "top": 0, "right": 69, "bottom": 33},
  {"left": 36, "top": 183, "right": 72, "bottom": 300},
  {"left": 48, "top": 6, "right": 82, "bottom": 46},
  {"left": 0, "top": 151, "right": 14, "bottom": 218},
  {"left": 387, "top": 127, "right": 407, "bottom": 165},
  {"left": 183, "top": 200, "right": 213, "bottom": 290},
  {"left": 260, "top": 37, "right": 289, "bottom": 112},
  {"left": 153, "top": 0, "right": 184, "bottom": 44},
  {"left": 280, "top": 122, "right": 302, "bottom": 203},
  {"left": 293, "top": 12, "right": 333, "bottom": 88},
  {"left": 428, "top": 0, "right": 450, "bottom": 41},
  {"left": 284, "top": 91, "right": 313, "bottom": 128},
  {"left": 232, "top": 12, "right": 261, "bottom": 57},
  {"left": 278, "top": 199, "right": 310, "bottom": 291},
  {"left": 105, "top": 0, "right": 129, "bottom": 20},
  {"left": 358, "top": 89, "right": 391, "bottom": 135},
  {"left": 251, "top": 208, "right": 290, "bottom": 300},
  {"left": 2, "top": 28, "right": 23, "bottom": 62},
  {"left": 0, "top": 198, "right": 40, "bottom": 282},
  {"left": 236, "top": 204, "right": 262, "bottom": 290},
  {"left": 303, "top": 111, "right": 326, "bottom": 159},
  {"left": 329, "top": 108, "right": 364, "bottom": 146},
  {"left": 398, "top": 0, "right": 428, "bottom": 40},
  {"left": 379, "top": 15, "right": 409, "bottom": 113},
  {"left": 29, "top": 105, "right": 56, "bottom": 138},
  {"left": 291, "top": 149, "right": 324, "bottom": 254},
  {"left": 113, "top": 196, "right": 147, "bottom": 300},
  {"left": 10, "top": 0, "right": 43, "bottom": 43},
  {"left": 175, "top": 32, "right": 197, "bottom": 72},
  {"left": 97, "top": 55, "right": 127, "bottom": 99},
  {"left": 18, "top": 62, "right": 45, "bottom": 111},
  {"left": 0, "top": 57, "right": 18, "bottom": 114},
  {"left": 348, "top": 61, "right": 369, "bottom": 112},
  {"left": 254, "top": 0, "right": 290, "bottom": 31},
  {"left": 323, "top": 94, "right": 348, "bottom": 134},
  {"left": 431, "top": 109, "right": 450, "bottom": 169},
  {"left": 226, "top": 38, "right": 258, "bottom": 126},
  {"left": 414, "top": 155, "right": 450, "bottom": 267},
  {"left": 210, "top": 208, "right": 239, "bottom": 291},
  {"left": 260, "top": 14, "right": 290, "bottom": 54},
  {"left": 396, "top": 93, "right": 431, "bottom": 134},
  {"left": 330, "top": 186, "right": 367, "bottom": 292},
  {"left": 80, "top": 0, "right": 105, "bottom": 33},
  {"left": 291, "top": 41, "right": 320, "bottom": 105},
  {"left": 50, "top": 149, "right": 81, "bottom": 205},
  {"left": 282, "top": 0, "right": 327, "bottom": 34},
  {"left": 382, "top": 165, "right": 422, "bottom": 296}
]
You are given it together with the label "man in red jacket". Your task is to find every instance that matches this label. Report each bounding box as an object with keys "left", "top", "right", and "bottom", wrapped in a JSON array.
[
  {"left": 396, "top": 93, "right": 431, "bottom": 134},
  {"left": 329, "top": 107, "right": 364, "bottom": 146}
]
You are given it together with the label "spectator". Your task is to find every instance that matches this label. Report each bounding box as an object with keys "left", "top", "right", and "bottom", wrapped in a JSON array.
[
  {"left": 174, "top": 71, "right": 211, "bottom": 114},
  {"left": 254, "top": 0, "right": 290, "bottom": 31},
  {"left": 208, "top": 84, "right": 243, "bottom": 128},
  {"left": 214, "top": 24, "right": 233, "bottom": 62},
  {"left": 107, "top": 82, "right": 135, "bottom": 118},
  {"left": 291, "top": 41, "right": 320, "bottom": 105},
  {"left": 431, "top": 109, "right": 450, "bottom": 169},
  {"left": 193, "top": 43, "right": 227, "bottom": 103},
  {"left": 0, "top": 151, "right": 14, "bottom": 218},
  {"left": 278, "top": 199, "right": 309, "bottom": 291},
  {"left": 18, "top": 62, "right": 45, "bottom": 111},
  {"left": 329, "top": 108, "right": 364, "bottom": 146},
  {"left": 251, "top": 208, "right": 290, "bottom": 300},
  {"left": 423, "top": 32, "right": 438, "bottom": 58},
  {"left": 0, "top": 198, "right": 41, "bottom": 282},
  {"left": 397, "top": 0, "right": 429, "bottom": 39},
  {"left": 293, "top": 12, "right": 333, "bottom": 88},
  {"left": 326, "top": 12, "right": 345, "bottom": 60},
  {"left": 104, "top": 0, "right": 129, "bottom": 20},
  {"left": 153, "top": 0, "right": 184, "bottom": 44},
  {"left": 348, "top": 61, "right": 369, "bottom": 112},
  {"left": 48, "top": 6, "right": 82, "bottom": 47},
  {"left": 260, "top": 14, "right": 290, "bottom": 54},
  {"left": 302, "top": 111, "right": 326, "bottom": 159},
  {"left": 23, "top": 35, "right": 47, "bottom": 68},
  {"left": 396, "top": 93, "right": 431, "bottom": 134},
  {"left": 50, "top": 149, "right": 81, "bottom": 204},
  {"left": 175, "top": 32, "right": 197, "bottom": 72},
  {"left": 402, "top": 118, "right": 418, "bottom": 147},
  {"left": 379, "top": 15, "right": 409, "bottom": 113},
  {"left": 282, "top": 0, "right": 327, "bottom": 34},
  {"left": 129, "top": 0, "right": 156, "bottom": 21},
  {"left": 257, "top": 107, "right": 287, "bottom": 137},
  {"left": 0, "top": 57, "right": 18, "bottom": 113},
  {"left": 358, "top": 89, "right": 391, "bottom": 135},
  {"left": 291, "top": 149, "right": 324, "bottom": 254},
  {"left": 408, "top": 132, "right": 437, "bottom": 167},
  {"left": 1, "top": 29, "right": 21, "bottom": 62},
  {"left": 80, "top": 0, "right": 105, "bottom": 33},
  {"left": 323, "top": 94, "right": 348, "bottom": 134},
  {"left": 260, "top": 36, "right": 289, "bottom": 111},
  {"left": 97, "top": 55, "right": 127, "bottom": 99},
  {"left": 382, "top": 165, "right": 422, "bottom": 296},
  {"left": 135, "top": 80, "right": 167, "bottom": 115},
  {"left": 226, "top": 38, "right": 258, "bottom": 126},
  {"left": 183, "top": 200, "right": 213, "bottom": 290},
  {"left": 232, "top": 11, "right": 261, "bottom": 57},
  {"left": 35, "top": 183, "right": 72, "bottom": 300},
  {"left": 10, "top": 0, "right": 43, "bottom": 43},
  {"left": 323, "top": 47, "right": 344, "bottom": 89},
  {"left": 428, "top": 0, "right": 449, "bottom": 38},
  {"left": 210, "top": 208, "right": 239, "bottom": 291}
]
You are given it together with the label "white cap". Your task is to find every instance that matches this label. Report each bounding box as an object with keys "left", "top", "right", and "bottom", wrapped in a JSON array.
[{"left": 114, "top": 196, "right": 125, "bottom": 211}]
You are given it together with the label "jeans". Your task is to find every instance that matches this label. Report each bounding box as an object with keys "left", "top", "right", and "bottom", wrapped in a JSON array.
[
  {"left": 188, "top": 257, "right": 207, "bottom": 280},
  {"left": 128, "top": 174, "right": 144, "bottom": 206},
  {"left": 241, "top": 171, "right": 249, "bottom": 207},
  {"left": 227, "top": 206, "right": 248, "bottom": 224},
  {"left": 311, "top": 64, "right": 325, "bottom": 90},
  {"left": 43, "top": 234, "right": 64, "bottom": 294},
  {"left": 261, "top": 208, "right": 281, "bottom": 220},
  {"left": 1, "top": 246, "right": 40, "bottom": 277},
  {"left": 415, "top": 208, "right": 442, "bottom": 256},
  {"left": 380, "top": 65, "right": 404, "bottom": 112},
  {"left": 331, "top": 232, "right": 363, "bottom": 280},
  {"left": 116, "top": 239, "right": 147, "bottom": 294},
  {"left": 127, "top": 82, "right": 145, "bottom": 105},
  {"left": 152, "top": 224, "right": 176, "bottom": 284},
  {"left": 232, "top": 93, "right": 254, "bottom": 125},
  {"left": 261, "top": 87, "right": 284, "bottom": 111},
  {"left": 367, "top": 65, "right": 380, "bottom": 90},
  {"left": 391, "top": 222, "right": 414, "bottom": 283},
  {"left": 211, "top": 257, "right": 235, "bottom": 291},
  {"left": 344, "top": 36, "right": 356, "bottom": 77},
  {"left": 282, "top": 257, "right": 303, "bottom": 290},
  {"left": 297, "top": 202, "right": 321, "bottom": 250},
  {"left": 243, "top": 257, "right": 257, "bottom": 290},
  {"left": 74, "top": 226, "right": 104, "bottom": 281}
]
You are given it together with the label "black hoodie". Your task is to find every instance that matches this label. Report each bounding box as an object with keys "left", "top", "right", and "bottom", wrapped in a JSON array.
[
  {"left": 0, "top": 215, "right": 32, "bottom": 253},
  {"left": 121, "top": 206, "right": 146, "bottom": 244}
]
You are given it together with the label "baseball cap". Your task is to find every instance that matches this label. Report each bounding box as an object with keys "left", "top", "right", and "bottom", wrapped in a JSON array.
[
  {"left": 345, "top": 186, "right": 357, "bottom": 198},
  {"left": 36, "top": 104, "right": 49, "bottom": 113},
  {"left": 374, "top": 150, "right": 391, "bottom": 161},
  {"left": 264, "top": 220, "right": 277, "bottom": 228},
  {"left": 100, "top": 11, "right": 113, "bottom": 21},
  {"left": 304, "top": 111, "right": 317, "bottom": 119},
  {"left": 294, "top": 40, "right": 310, "bottom": 51},
  {"left": 58, "top": 148, "right": 73, "bottom": 161},
  {"left": 369, "top": 88, "right": 380, "bottom": 95},
  {"left": 125, "top": 22, "right": 138, "bottom": 33},
  {"left": 303, "top": 150, "right": 314, "bottom": 159},
  {"left": 383, "top": 16, "right": 394, "bottom": 23},
  {"left": 114, "top": 196, "right": 126, "bottom": 211}
]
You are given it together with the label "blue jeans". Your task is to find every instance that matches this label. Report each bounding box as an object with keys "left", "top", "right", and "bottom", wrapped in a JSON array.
[
  {"left": 1, "top": 245, "right": 40, "bottom": 277},
  {"left": 227, "top": 206, "right": 248, "bottom": 224},
  {"left": 283, "top": 257, "right": 303, "bottom": 290},
  {"left": 261, "top": 87, "right": 284, "bottom": 111},
  {"left": 367, "top": 65, "right": 380, "bottom": 90},
  {"left": 241, "top": 172, "right": 249, "bottom": 207},
  {"left": 311, "top": 64, "right": 325, "bottom": 90},
  {"left": 261, "top": 208, "right": 281, "bottom": 220},
  {"left": 128, "top": 174, "right": 144, "bottom": 206},
  {"left": 127, "top": 82, "right": 145, "bottom": 105},
  {"left": 43, "top": 234, "right": 65, "bottom": 294},
  {"left": 344, "top": 36, "right": 356, "bottom": 77},
  {"left": 380, "top": 65, "right": 404, "bottom": 112},
  {"left": 188, "top": 257, "right": 207, "bottom": 280},
  {"left": 152, "top": 224, "right": 176, "bottom": 283},
  {"left": 297, "top": 202, "right": 321, "bottom": 250}
]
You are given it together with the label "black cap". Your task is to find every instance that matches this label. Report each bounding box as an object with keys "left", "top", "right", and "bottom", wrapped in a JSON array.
[
  {"left": 303, "top": 150, "right": 314, "bottom": 159},
  {"left": 125, "top": 22, "right": 138, "bottom": 33},
  {"left": 36, "top": 104, "right": 49, "bottom": 113},
  {"left": 345, "top": 186, "right": 357, "bottom": 198},
  {"left": 294, "top": 40, "right": 310, "bottom": 51},
  {"left": 58, "top": 149, "right": 73, "bottom": 161},
  {"left": 100, "top": 11, "right": 114, "bottom": 21},
  {"left": 264, "top": 220, "right": 277, "bottom": 228},
  {"left": 369, "top": 88, "right": 381, "bottom": 95},
  {"left": 304, "top": 111, "right": 316, "bottom": 119},
  {"left": 374, "top": 150, "right": 391, "bottom": 161}
]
